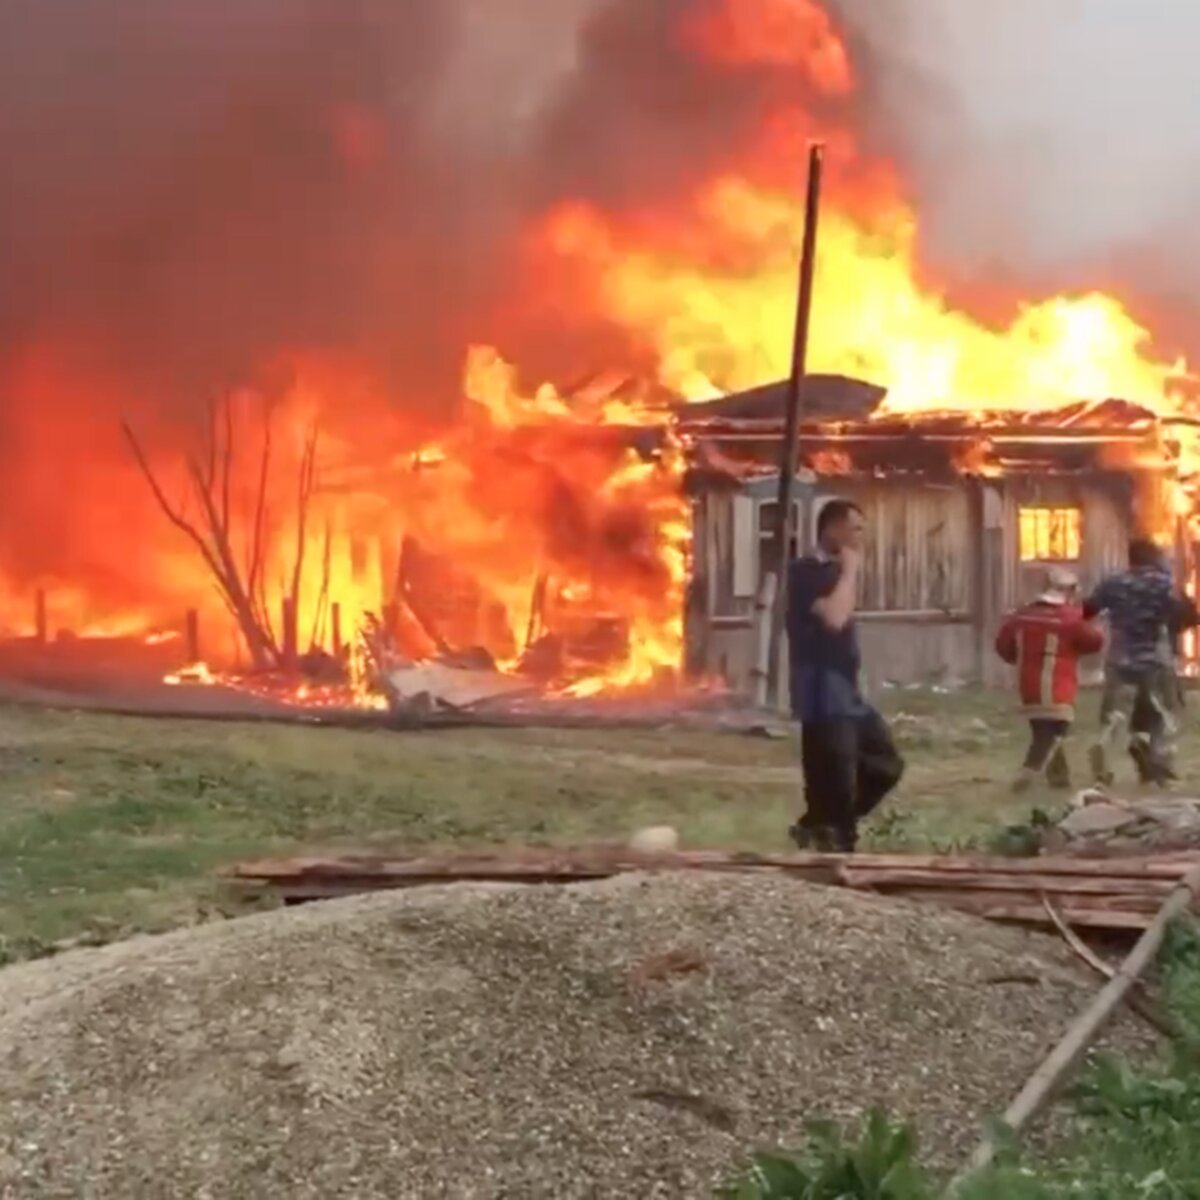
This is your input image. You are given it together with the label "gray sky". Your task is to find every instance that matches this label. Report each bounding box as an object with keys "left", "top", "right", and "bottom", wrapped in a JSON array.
[{"left": 860, "top": 0, "right": 1200, "bottom": 293}]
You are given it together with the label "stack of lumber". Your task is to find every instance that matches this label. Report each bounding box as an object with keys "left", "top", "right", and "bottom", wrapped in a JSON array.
[{"left": 227, "top": 848, "right": 1200, "bottom": 933}]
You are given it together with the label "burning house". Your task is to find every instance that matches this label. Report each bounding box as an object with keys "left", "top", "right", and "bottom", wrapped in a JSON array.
[
  {"left": 5, "top": 358, "right": 1199, "bottom": 717},
  {"left": 4, "top": 2, "right": 1200, "bottom": 718},
  {"left": 679, "top": 376, "right": 1198, "bottom": 697}
]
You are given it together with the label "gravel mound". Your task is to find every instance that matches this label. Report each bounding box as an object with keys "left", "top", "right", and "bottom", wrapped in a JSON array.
[{"left": 0, "top": 873, "right": 1140, "bottom": 1198}]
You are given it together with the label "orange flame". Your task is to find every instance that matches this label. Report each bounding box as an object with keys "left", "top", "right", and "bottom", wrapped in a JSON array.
[
  {"left": 8, "top": 0, "right": 1200, "bottom": 701},
  {"left": 545, "top": 182, "right": 1190, "bottom": 415}
]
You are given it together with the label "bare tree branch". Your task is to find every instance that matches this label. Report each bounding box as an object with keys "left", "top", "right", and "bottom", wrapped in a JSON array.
[
  {"left": 289, "top": 422, "right": 319, "bottom": 614},
  {"left": 186, "top": 452, "right": 278, "bottom": 669},
  {"left": 220, "top": 392, "right": 234, "bottom": 535},
  {"left": 246, "top": 399, "right": 274, "bottom": 637},
  {"left": 123, "top": 397, "right": 325, "bottom": 675},
  {"left": 201, "top": 397, "right": 217, "bottom": 497},
  {"left": 121, "top": 422, "right": 229, "bottom": 597}
]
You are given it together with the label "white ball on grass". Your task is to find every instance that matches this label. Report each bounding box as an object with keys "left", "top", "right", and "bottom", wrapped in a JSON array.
[{"left": 629, "top": 825, "right": 680, "bottom": 855}]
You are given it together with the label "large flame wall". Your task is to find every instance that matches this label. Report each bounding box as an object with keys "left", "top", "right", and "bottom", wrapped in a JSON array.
[{"left": 0, "top": 0, "right": 1195, "bottom": 692}]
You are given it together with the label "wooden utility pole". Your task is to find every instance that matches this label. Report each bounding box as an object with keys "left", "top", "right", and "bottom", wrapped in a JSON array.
[{"left": 766, "top": 142, "right": 825, "bottom": 707}]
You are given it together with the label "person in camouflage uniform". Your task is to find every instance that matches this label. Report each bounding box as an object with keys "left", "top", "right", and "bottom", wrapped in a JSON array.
[
  {"left": 1128, "top": 590, "right": 1199, "bottom": 782},
  {"left": 1083, "top": 539, "right": 1177, "bottom": 787}
]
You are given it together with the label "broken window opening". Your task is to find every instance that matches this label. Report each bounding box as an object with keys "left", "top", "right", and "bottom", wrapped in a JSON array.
[{"left": 1019, "top": 507, "right": 1082, "bottom": 562}]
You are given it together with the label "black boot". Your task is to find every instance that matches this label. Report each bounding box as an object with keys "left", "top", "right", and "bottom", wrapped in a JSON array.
[
  {"left": 788, "top": 821, "right": 836, "bottom": 853},
  {"left": 829, "top": 826, "right": 858, "bottom": 854}
]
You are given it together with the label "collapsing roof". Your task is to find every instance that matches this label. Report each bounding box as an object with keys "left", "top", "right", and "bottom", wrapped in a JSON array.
[{"left": 675, "top": 375, "right": 1188, "bottom": 486}]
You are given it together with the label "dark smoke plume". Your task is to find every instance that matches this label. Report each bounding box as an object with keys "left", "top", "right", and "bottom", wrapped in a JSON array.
[
  {"left": 0, "top": 0, "right": 471, "bottom": 401},
  {"left": 4, "top": 0, "right": 1194, "bottom": 408},
  {"left": 0, "top": 0, "right": 865, "bottom": 407},
  {"left": 0, "top": 0, "right": 858, "bottom": 599}
]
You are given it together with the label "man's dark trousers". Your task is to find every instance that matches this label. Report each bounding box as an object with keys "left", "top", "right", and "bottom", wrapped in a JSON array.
[{"left": 798, "top": 706, "right": 904, "bottom": 849}]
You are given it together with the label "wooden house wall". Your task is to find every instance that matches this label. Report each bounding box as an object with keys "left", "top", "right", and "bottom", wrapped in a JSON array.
[
  {"left": 996, "top": 476, "right": 1129, "bottom": 609},
  {"left": 813, "top": 478, "right": 978, "bottom": 689},
  {"left": 688, "top": 470, "right": 1137, "bottom": 704},
  {"left": 824, "top": 479, "right": 971, "bottom": 616},
  {"left": 980, "top": 477, "right": 1130, "bottom": 687}
]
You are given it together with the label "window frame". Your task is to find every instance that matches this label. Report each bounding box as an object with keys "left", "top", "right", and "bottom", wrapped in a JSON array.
[{"left": 1018, "top": 505, "right": 1083, "bottom": 564}]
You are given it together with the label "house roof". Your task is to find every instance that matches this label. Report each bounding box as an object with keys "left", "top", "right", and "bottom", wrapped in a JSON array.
[
  {"left": 681, "top": 374, "right": 887, "bottom": 422},
  {"left": 676, "top": 380, "right": 1180, "bottom": 487}
]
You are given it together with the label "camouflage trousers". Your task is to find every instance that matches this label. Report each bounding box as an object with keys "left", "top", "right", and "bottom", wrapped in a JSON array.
[{"left": 1090, "top": 664, "right": 1178, "bottom": 785}]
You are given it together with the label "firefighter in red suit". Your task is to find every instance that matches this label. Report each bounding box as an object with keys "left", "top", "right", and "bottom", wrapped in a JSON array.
[{"left": 995, "top": 566, "right": 1104, "bottom": 791}]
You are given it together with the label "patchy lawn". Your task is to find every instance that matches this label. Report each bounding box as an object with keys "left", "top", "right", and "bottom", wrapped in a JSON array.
[{"left": 0, "top": 686, "right": 1193, "bottom": 958}]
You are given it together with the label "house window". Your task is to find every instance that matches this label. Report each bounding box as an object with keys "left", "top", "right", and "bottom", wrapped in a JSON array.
[
  {"left": 756, "top": 500, "right": 802, "bottom": 558},
  {"left": 1019, "top": 507, "right": 1081, "bottom": 562}
]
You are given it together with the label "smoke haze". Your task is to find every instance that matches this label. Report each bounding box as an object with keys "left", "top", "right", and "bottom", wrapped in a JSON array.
[
  {"left": 3, "top": 0, "right": 1199, "bottom": 404},
  {"left": 838, "top": 0, "right": 1200, "bottom": 347}
]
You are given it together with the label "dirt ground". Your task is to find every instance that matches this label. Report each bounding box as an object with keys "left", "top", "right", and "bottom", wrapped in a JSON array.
[{"left": 1, "top": 685, "right": 1196, "bottom": 959}]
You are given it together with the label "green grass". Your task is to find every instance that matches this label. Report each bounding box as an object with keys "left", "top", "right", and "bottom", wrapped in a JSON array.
[{"left": 0, "top": 685, "right": 1194, "bottom": 958}]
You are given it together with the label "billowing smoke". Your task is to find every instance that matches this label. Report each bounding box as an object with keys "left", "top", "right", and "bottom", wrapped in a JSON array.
[
  {"left": 831, "top": 0, "right": 1200, "bottom": 354},
  {"left": 5, "top": 0, "right": 1195, "bottom": 404},
  {"left": 0, "top": 0, "right": 853, "bottom": 406},
  {"left": 0, "top": 0, "right": 568, "bottom": 402},
  {"left": 0, "top": 0, "right": 600, "bottom": 602},
  {"left": 0, "top": 0, "right": 854, "bottom": 610},
  {"left": 6, "top": 0, "right": 1195, "bottom": 618}
]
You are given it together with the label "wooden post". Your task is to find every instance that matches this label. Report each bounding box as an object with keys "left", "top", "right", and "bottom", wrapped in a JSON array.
[
  {"left": 185, "top": 609, "right": 200, "bottom": 663},
  {"left": 947, "top": 859, "right": 1200, "bottom": 1194},
  {"left": 978, "top": 482, "right": 1005, "bottom": 687},
  {"left": 282, "top": 597, "right": 298, "bottom": 669},
  {"left": 331, "top": 602, "right": 343, "bottom": 657},
  {"left": 767, "top": 142, "right": 825, "bottom": 706},
  {"left": 751, "top": 572, "right": 779, "bottom": 708},
  {"left": 968, "top": 479, "right": 987, "bottom": 682},
  {"left": 34, "top": 588, "right": 47, "bottom": 645}
]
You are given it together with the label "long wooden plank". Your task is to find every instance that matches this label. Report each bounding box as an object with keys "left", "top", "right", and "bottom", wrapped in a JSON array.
[
  {"left": 948, "top": 906, "right": 1152, "bottom": 932},
  {"left": 228, "top": 849, "right": 1200, "bottom": 884},
  {"left": 813, "top": 853, "right": 1193, "bottom": 879},
  {"left": 225, "top": 849, "right": 1200, "bottom": 935},
  {"left": 247, "top": 876, "right": 1160, "bottom": 929},
  {"left": 902, "top": 892, "right": 1161, "bottom": 916},
  {"left": 841, "top": 869, "right": 1177, "bottom": 897}
]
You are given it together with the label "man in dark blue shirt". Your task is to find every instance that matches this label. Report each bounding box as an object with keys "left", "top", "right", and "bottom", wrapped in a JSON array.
[{"left": 786, "top": 498, "right": 904, "bottom": 852}]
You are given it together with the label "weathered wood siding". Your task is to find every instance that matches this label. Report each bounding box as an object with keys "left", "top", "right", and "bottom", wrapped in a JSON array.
[
  {"left": 811, "top": 479, "right": 977, "bottom": 688},
  {"left": 982, "top": 477, "right": 1130, "bottom": 686},
  {"left": 689, "top": 469, "right": 1138, "bottom": 703},
  {"left": 998, "top": 476, "right": 1129, "bottom": 611},
  {"left": 822, "top": 480, "right": 971, "bottom": 616},
  {"left": 690, "top": 478, "right": 979, "bottom": 694}
]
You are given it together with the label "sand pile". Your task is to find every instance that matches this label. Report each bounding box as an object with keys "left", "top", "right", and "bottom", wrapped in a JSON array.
[{"left": 0, "top": 873, "right": 1139, "bottom": 1198}]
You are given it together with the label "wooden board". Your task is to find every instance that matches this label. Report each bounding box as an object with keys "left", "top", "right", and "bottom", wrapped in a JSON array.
[{"left": 226, "top": 848, "right": 1200, "bottom": 933}]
